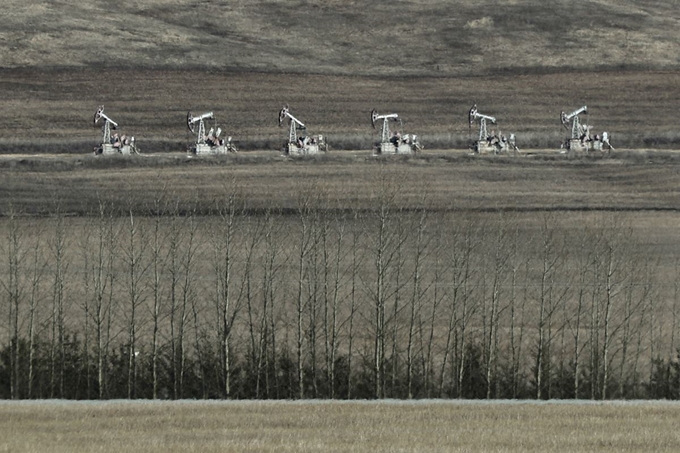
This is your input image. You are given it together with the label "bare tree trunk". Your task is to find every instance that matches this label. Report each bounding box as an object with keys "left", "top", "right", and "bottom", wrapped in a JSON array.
[
  {"left": 260, "top": 210, "right": 283, "bottom": 398},
  {"left": 373, "top": 203, "right": 389, "bottom": 399},
  {"left": 590, "top": 258, "right": 602, "bottom": 400},
  {"left": 263, "top": 214, "right": 284, "bottom": 399},
  {"left": 514, "top": 259, "right": 530, "bottom": 399},
  {"left": 572, "top": 224, "right": 593, "bottom": 399},
  {"left": 307, "top": 211, "right": 321, "bottom": 398},
  {"left": 179, "top": 211, "right": 200, "bottom": 398},
  {"left": 439, "top": 217, "right": 465, "bottom": 397},
  {"left": 346, "top": 208, "right": 362, "bottom": 399},
  {"left": 424, "top": 237, "right": 443, "bottom": 398},
  {"left": 242, "top": 215, "right": 264, "bottom": 397},
  {"left": 49, "top": 207, "right": 69, "bottom": 398},
  {"left": 149, "top": 193, "right": 168, "bottom": 400},
  {"left": 78, "top": 222, "right": 94, "bottom": 399},
  {"left": 3, "top": 207, "right": 24, "bottom": 400},
  {"left": 535, "top": 214, "right": 562, "bottom": 400},
  {"left": 508, "top": 225, "right": 526, "bottom": 399},
  {"left": 327, "top": 214, "right": 346, "bottom": 399},
  {"left": 93, "top": 201, "right": 117, "bottom": 399},
  {"left": 668, "top": 260, "right": 680, "bottom": 397},
  {"left": 390, "top": 228, "right": 403, "bottom": 398},
  {"left": 295, "top": 188, "right": 317, "bottom": 399},
  {"left": 486, "top": 215, "right": 510, "bottom": 399},
  {"left": 123, "top": 210, "right": 148, "bottom": 399},
  {"left": 407, "top": 209, "right": 427, "bottom": 399},
  {"left": 601, "top": 244, "right": 615, "bottom": 400},
  {"left": 27, "top": 227, "right": 46, "bottom": 399},
  {"left": 457, "top": 220, "right": 479, "bottom": 398},
  {"left": 212, "top": 189, "right": 243, "bottom": 399},
  {"left": 167, "top": 205, "right": 183, "bottom": 399},
  {"left": 601, "top": 216, "right": 630, "bottom": 400},
  {"left": 368, "top": 171, "right": 405, "bottom": 399}
]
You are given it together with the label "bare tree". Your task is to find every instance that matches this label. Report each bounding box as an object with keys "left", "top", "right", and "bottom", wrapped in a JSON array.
[
  {"left": 148, "top": 193, "right": 168, "bottom": 399},
  {"left": 211, "top": 187, "right": 245, "bottom": 398},
  {"left": 252, "top": 209, "right": 283, "bottom": 398},
  {"left": 617, "top": 253, "right": 654, "bottom": 398},
  {"left": 48, "top": 204, "right": 70, "bottom": 398},
  {"left": 568, "top": 219, "right": 596, "bottom": 399},
  {"left": 90, "top": 200, "right": 118, "bottom": 399},
  {"left": 294, "top": 184, "right": 316, "bottom": 398},
  {"left": 439, "top": 215, "right": 463, "bottom": 397},
  {"left": 365, "top": 168, "right": 407, "bottom": 399},
  {"left": 78, "top": 217, "right": 95, "bottom": 399},
  {"left": 667, "top": 260, "right": 680, "bottom": 396},
  {"left": 534, "top": 213, "right": 564, "bottom": 399},
  {"left": 484, "top": 212, "right": 511, "bottom": 399},
  {"left": 122, "top": 209, "right": 149, "bottom": 399},
  {"left": 386, "top": 210, "right": 408, "bottom": 398},
  {"left": 263, "top": 210, "right": 285, "bottom": 398},
  {"left": 422, "top": 225, "right": 445, "bottom": 398},
  {"left": 167, "top": 202, "right": 184, "bottom": 399},
  {"left": 456, "top": 216, "right": 481, "bottom": 398},
  {"left": 324, "top": 210, "right": 348, "bottom": 398},
  {"left": 242, "top": 212, "right": 265, "bottom": 397},
  {"left": 188, "top": 215, "right": 207, "bottom": 399},
  {"left": 600, "top": 215, "right": 630, "bottom": 399},
  {"left": 27, "top": 222, "right": 46, "bottom": 399},
  {"left": 1, "top": 206, "right": 25, "bottom": 399},
  {"left": 178, "top": 207, "right": 200, "bottom": 398},
  {"left": 345, "top": 205, "right": 364, "bottom": 399},
  {"left": 509, "top": 225, "right": 528, "bottom": 399}
]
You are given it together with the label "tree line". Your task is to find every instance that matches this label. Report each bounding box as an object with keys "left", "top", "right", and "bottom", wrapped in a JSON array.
[{"left": 2, "top": 179, "right": 680, "bottom": 400}]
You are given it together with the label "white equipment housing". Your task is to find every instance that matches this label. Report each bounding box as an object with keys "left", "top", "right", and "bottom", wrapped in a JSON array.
[
  {"left": 370, "top": 109, "right": 422, "bottom": 155},
  {"left": 187, "top": 111, "right": 237, "bottom": 155},
  {"left": 93, "top": 106, "right": 138, "bottom": 155},
  {"left": 278, "top": 105, "right": 327, "bottom": 155},
  {"left": 560, "top": 106, "right": 613, "bottom": 153},
  {"left": 468, "top": 104, "right": 518, "bottom": 154}
]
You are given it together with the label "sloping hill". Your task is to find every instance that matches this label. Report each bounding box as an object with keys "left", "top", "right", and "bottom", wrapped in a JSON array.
[{"left": 2, "top": 0, "right": 678, "bottom": 75}]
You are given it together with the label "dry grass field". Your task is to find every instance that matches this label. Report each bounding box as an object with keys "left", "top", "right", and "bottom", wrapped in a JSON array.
[
  {"left": 0, "top": 68, "right": 678, "bottom": 153},
  {"left": 3, "top": 0, "right": 679, "bottom": 76},
  {"left": 3, "top": 4, "right": 680, "bottom": 451},
  {"left": 1, "top": 1, "right": 678, "bottom": 152},
  {"left": 2, "top": 151, "right": 680, "bottom": 215},
  {"left": 1, "top": 400, "right": 680, "bottom": 452}
]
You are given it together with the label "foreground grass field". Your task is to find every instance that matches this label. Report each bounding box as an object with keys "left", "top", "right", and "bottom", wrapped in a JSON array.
[{"left": 1, "top": 400, "right": 679, "bottom": 452}]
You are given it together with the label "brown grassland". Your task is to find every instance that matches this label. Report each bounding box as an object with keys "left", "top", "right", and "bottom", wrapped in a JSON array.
[
  {"left": 3, "top": 149, "right": 680, "bottom": 216},
  {"left": 1, "top": 401, "right": 680, "bottom": 453},
  {"left": 0, "top": 68, "right": 678, "bottom": 152},
  {"left": 2, "top": 0, "right": 680, "bottom": 450}
]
